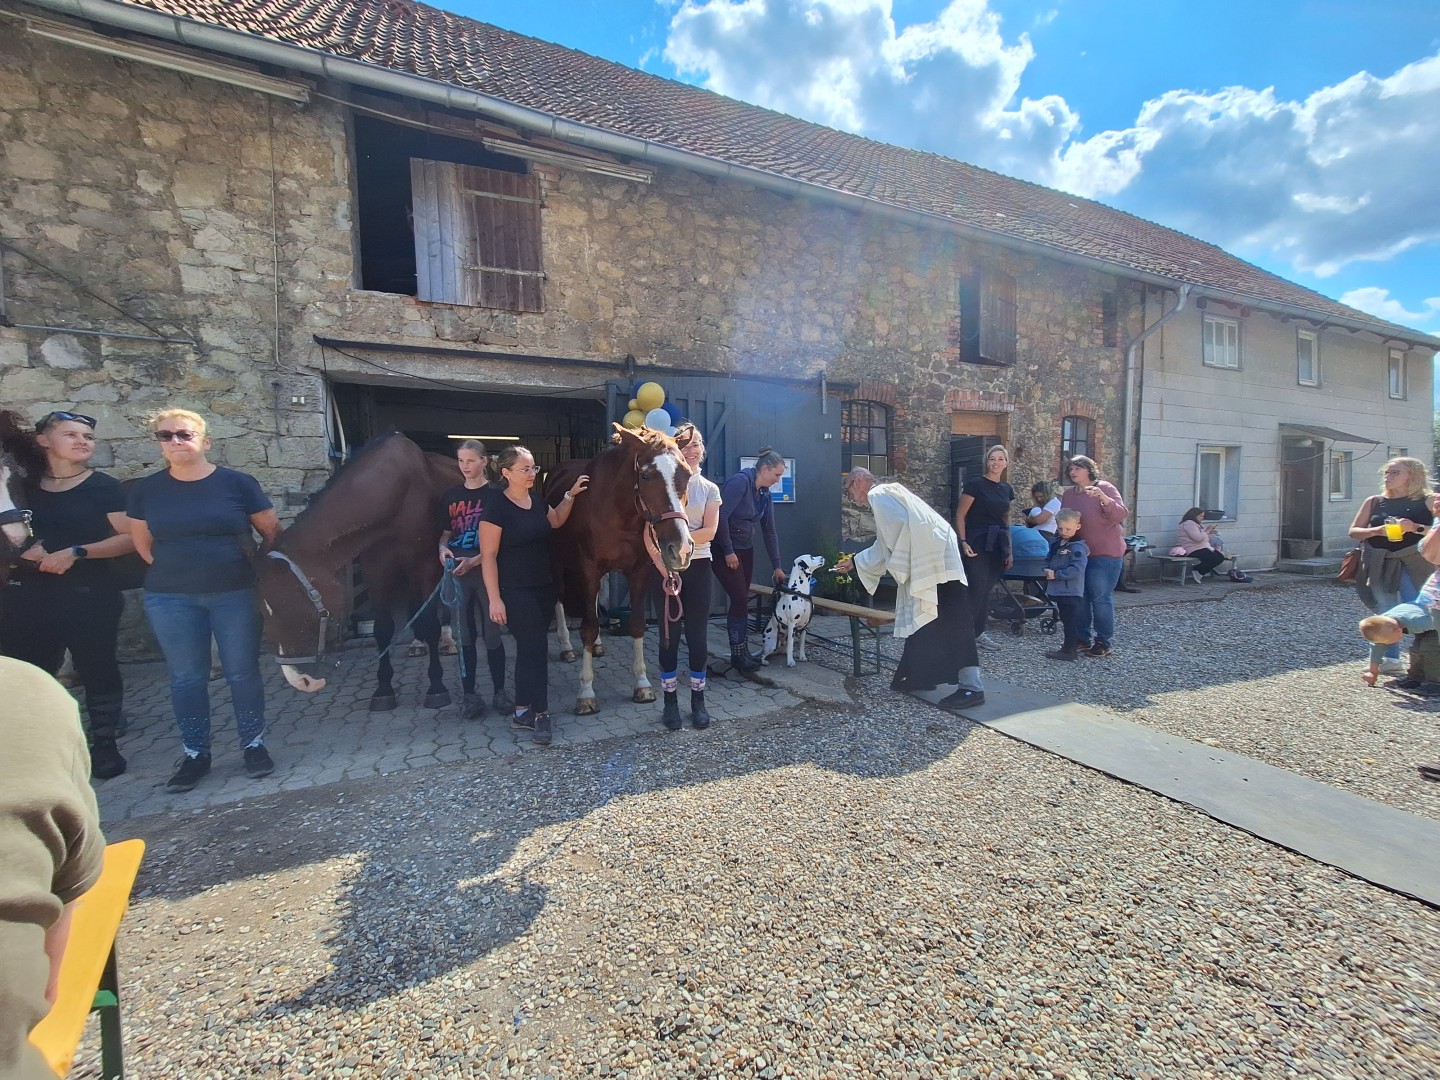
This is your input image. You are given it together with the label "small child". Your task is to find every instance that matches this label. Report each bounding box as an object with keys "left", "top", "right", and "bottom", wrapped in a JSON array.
[
  {"left": 1359, "top": 605, "right": 1435, "bottom": 686},
  {"left": 1043, "top": 508, "right": 1089, "bottom": 660}
]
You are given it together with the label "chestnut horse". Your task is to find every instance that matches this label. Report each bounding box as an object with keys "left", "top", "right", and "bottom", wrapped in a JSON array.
[
  {"left": 545, "top": 425, "right": 694, "bottom": 714},
  {"left": 0, "top": 409, "right": 44, "bottom": 582},
  {"left": 255, "top": 433, "right": 458, "bottom": 710}
]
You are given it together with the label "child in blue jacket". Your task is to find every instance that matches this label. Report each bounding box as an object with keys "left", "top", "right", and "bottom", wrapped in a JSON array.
[{"left": 1044, "top": 508, "right": 1089, "bottom": 660}]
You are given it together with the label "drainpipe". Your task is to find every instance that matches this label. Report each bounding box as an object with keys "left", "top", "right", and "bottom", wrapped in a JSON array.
[{"left": 1119, "top": 283, "right": 1190, "bottom": 506}]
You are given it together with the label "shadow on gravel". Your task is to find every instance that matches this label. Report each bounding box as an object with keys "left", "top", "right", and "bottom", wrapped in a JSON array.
[{"left": 108, "top": 696, "right": 975, "bottom": 1012}]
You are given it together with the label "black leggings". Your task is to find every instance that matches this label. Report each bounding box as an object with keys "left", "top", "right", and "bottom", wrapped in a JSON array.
[
  {"left": 712, "top": 547, "right": 755, "bottom": 619},
  {"left": 500, "top": 585, "right": 553, "bottom": 714},
  {"left": 652, "top": 558, "right": 713, "bottom": 675},
  {"left": 0, "top": 582, "right": 125, "bottom": 738},
  {"left": 1189, "top": 548, "right": 1226, "bottom": 575},
  {"left": 962, "top": 548, "right": 1006, "bottom": 636}
]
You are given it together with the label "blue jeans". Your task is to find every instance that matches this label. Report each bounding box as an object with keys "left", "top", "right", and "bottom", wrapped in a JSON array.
[
  {"left": 144, "top": 588, "right": 267, "bottom": 755},
  {"left": 1367, "top": 568, "right": 1418, "bottom": 662},
  {"left": 1078, "top": 555, "right": 1124, "bottom": 647}
]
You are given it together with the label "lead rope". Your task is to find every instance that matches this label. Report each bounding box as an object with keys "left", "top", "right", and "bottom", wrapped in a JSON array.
[
  {"left": 439, "top": 556, "right": 467, "bottom": 683},
  {"left": 643, "top": 520, "right": 683, "bottom": 646}
]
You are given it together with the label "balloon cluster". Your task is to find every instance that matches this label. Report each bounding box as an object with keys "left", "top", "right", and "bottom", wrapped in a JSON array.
[{"left": 621, "top": 381, "right": 681, "bottom": 436}]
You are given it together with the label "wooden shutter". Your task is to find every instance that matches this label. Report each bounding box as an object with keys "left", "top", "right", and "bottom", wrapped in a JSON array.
[
  {"left": 410, "top": 159, "right": 544, "bottom": 312},
  {"left": 979, "top": 271, "right": 1016, "bottom": 365}
]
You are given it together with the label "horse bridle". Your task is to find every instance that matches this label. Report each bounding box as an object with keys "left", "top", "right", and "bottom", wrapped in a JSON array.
[
  {"left": 265, "top": 550, "right": 333, "bottom": 665},
  {"left": 634, "top": 461, "right": 690, "bottom": 636}
]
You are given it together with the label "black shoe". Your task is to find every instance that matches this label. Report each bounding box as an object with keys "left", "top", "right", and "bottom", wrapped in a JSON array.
[
  {"left": 463, "top": 692, "right": 487, "bottom": 720},
  {"left": 661, "top": 691, "right": 683, "bottom": 731},
  {"left": 492, "top": 688, "right": 514, "bottom": 712},
  {"left": 89, "top": 738, "right": 127, "bottom": 780},
  {"left": 243, "top": 745, "right": 275, "bottom": 779},
  {"left": 936, "top": 688, "right": 985, "bottom": 713},
  {"left": 511, "top": 709, "right": 535, "bottom": 732},
  {"left": 1084, "top": 643, "right": 1112, "bottom": 658},
  {"left": 1044, "top": 649, "right": 1078, "bottom": 661},
  {"left": 1396, "top": 676, "right": 1425, "bottom": 690},
  {"left": 1418, "top": 764, "right": 1440, "bottom": 781},
  {"left": 167, "top": 753, "right": 212, "bottom": 793},
  {"left": 532, "top": 712, "right": 553, "bottom": 746},
  {"left": 690, "top": 689, "right": 711, "bottom": 730},
  {"left": 730, "top": 647, "right": 762, "bottom": 673}
]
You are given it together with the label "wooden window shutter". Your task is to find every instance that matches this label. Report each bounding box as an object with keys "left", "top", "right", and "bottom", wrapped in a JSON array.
[
  {"left": 410, "top": 159, "right": 544, "bottom": 312},
  {"left": 979, "top": 271, "right": 1017, "bottom": 365}
]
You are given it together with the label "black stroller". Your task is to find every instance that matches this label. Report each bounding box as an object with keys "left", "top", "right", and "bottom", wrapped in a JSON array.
[{"left": 990, "top": 557, "right": 1060, "bottom": 636}]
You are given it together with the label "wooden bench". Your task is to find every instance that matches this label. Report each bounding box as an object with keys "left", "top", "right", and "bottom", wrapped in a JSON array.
[
  {"left": 1145, "top": 549, "right": 1236, "bottom": 585},
  {"left": 748, "top": 582, "right": 896, "bottom": 676},
  {"left": 29, "top": 838, "right": 146, "bottom": 1080}
]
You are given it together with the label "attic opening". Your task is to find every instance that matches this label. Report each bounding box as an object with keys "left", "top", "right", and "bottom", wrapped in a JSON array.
[{"left": 352, "top": 114, "right": 542, "bottom": 310}]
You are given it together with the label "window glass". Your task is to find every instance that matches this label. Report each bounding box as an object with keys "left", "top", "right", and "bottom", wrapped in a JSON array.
[
  {"left": 841, "top": 401, "right": 889, "bottom": 474},
  {"left": 1329, "top": 451, "right": 1353, "bottom": 500},
  {"left": 1202, "top": 315, "right": 1240, "bottom": 368},
  {"left": 1388, "top": 349, "right": 1406, "bottom": 399},
  {"left": 1297, "top": 330, "right": 1319, "bottom": 386}
]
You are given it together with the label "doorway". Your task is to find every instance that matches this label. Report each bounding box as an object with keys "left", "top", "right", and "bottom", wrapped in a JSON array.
[
  {"left": 1280, "top": 437, "right": 1323, "bottom": 542},
  {"left": 950, "top": 435, "right": 1002, "bottom": 520}
]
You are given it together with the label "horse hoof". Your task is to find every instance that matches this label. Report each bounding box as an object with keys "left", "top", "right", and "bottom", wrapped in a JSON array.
[
  {"left": 369, "top": 693, "right": 398, "bottom": 712},
  {"left": 423, "top": 691, "right": 452, "bottom": 709},
  {"left": 575, "top": 698, "right": 599, "bottom": 716},
  {"left": 405, "top": 642, "right": 426, "bottom": 658},
  {"left": 561, "top": 650, "right": 578, "bottom": 663},
  {"left": 591, "top": 643, "right": 606, "bottom": 658},
  {"left": 632, "top": 687, "right": 656, "bottom": 704}
]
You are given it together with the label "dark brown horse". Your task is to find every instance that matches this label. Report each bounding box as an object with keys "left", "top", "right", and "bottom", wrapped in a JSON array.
[
  {"left": 255, "top": 433, "right": 459, "bottom": 710},
  {"left": 0, "top": 409, "right": 44, "bottom": 583},
  {"left": 545, "top": 425, "right": 694, "bottom": 714}
]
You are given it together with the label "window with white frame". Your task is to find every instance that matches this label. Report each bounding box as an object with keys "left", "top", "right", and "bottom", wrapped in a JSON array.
[
  {"left": 1297, "top": 329, "right": 1319, "bottom": 386},
  {"left": 1203, "top": 314, "right": 1240, "bottom": 369},
  {"left": 1196, "top": 445, "right": 1240, "bottom": 519},
  {"left": 1389, "top": 446, "right": 1408, "bottom": 459},
  {"left": 1329, "top": 450, "right": 1353, "bottom": 500},
  {"left": 1388, "top": 348, "right": 1407, "bottom": 399}
]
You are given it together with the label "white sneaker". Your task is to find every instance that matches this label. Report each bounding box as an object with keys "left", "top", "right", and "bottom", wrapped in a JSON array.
[
  {"left": 975, "top": 632, "right": 1000, "bottom": 649},
  {"left": 1378, "top": 657, "right": 1406, "bottom": 675},
  {"left": 1190, "top": 569, "right": 1204, "bottom": 585}
]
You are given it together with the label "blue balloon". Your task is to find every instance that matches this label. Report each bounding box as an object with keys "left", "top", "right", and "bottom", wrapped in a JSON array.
[{"left": 663, "top": 402, "right": 681, "bottom": 424}]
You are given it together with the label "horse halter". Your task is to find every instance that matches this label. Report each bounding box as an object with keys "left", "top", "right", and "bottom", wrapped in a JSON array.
[
  {"left": 633, "top": 458, "right": 689, "bottom": 634},
  {"left": 265, "top": 550, "right": 333, "bottom": 665}
]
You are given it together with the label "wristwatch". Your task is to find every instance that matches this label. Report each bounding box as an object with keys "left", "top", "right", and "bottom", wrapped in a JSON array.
[{"left": 71, "top": 545, "right": 88, "bottom": 559}]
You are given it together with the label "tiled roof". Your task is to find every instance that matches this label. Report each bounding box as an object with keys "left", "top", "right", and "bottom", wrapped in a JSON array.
[{"left": 94, "top": 0, "right": 1429, "bottom": 339}]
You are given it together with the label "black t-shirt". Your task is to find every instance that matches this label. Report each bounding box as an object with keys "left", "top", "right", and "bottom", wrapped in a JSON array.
[
  {"left": 480, "top": 491, "right": 553, "bottom": 589},
  {"left": 1366, "top": 495, "right": 1434, "bottom": 551},
  {"left": 961, "top": 476, "right": 1014, "bottom": 529},
  {"left": 437, "top": 483, "right": 500, "bottom": 556},
  {"left": 126, "top": 467, "right": 272, "bottom": 593},
  {"left": 20, "top": 473, "right": 125, "bottom": 589}
]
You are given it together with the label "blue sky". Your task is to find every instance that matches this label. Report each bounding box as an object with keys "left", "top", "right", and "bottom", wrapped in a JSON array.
[{"left": 451, "top": 0, "right": 1440, "bottom": 335}]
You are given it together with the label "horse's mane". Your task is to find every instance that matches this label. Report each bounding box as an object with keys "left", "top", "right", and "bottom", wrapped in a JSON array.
[
  {"left": 285, "top": 431, "right": 415, "bottom": 529},
  {"left": 607, "top": 426, "right": 681, "bottom": 453},
  {"left": 0, "top": 409, "right": 48, "bottom": 479}
]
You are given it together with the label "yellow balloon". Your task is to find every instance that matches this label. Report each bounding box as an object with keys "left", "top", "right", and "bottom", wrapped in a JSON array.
[
  {"left": 627, "top": 398, "right": 639, "bottom": 411},
  {"left": 622, "top": 409, "right": 646, "bottom": 429},
  {"left": 636, "top": 381, "right": 665, "bottom": 411}
]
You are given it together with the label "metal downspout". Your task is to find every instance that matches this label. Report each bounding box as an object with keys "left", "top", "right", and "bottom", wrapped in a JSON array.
[{"left": 1119, "top": 283, "right": 1190, "bottom": 505}]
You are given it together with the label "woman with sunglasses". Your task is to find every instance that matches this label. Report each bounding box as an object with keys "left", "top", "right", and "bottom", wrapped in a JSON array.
[
  {"left": 479, "top": 446, "right": 587, "bottom": 747},
  {"left": 125, "top": 409, "right": 283, "bottom": 793},
  {"left": 0, "top": 410, "right": 135, "bottom": 779}
]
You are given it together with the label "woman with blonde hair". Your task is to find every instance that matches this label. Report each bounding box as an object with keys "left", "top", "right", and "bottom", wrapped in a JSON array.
[
  {"left": 954, "top": 444, "right": 1014, "bottom": 646},
  {"left": 126, "top": 408, "right": 282, "bottom": 792},
  {"left": 1348, "top": 456, "right": 1434, "bottom": 673}
]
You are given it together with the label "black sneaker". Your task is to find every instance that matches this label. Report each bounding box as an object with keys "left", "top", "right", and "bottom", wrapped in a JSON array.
[
  {"left": 243, "top": 745, "right": 275, "bottom": 779},
  {"left": 167, "top": 753, "right": 212, "bottom": 793},
  {"left": 936, "top": 688, "right": 985, "bottom": 712},
  {"left": 89, "top": 738, "right": 127, "bottom": 780},
  {"left": 511, "top": 710, "right": 535, "bottom": 732},
  {"left": 1083, "top": 643, "right": 1112, "bottom": 658},
  {"left": 532, "top": 712, "right": 553, "bottom": 746},
  {"left": 1044, "top": 649, "right": 1078, "bottom": 661}
]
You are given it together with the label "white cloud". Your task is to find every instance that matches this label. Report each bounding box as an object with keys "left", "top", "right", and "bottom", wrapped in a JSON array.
[
  {"left": 1339, "top": 287, "right": 1440, "bottom": 325},
  {"left": 663, "top": 0, "right": 1440, "bottom": 289}
]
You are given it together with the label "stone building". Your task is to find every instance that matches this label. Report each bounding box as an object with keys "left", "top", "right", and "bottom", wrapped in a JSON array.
[{"left": 2, "top": 0, "right": 1435, "bottom": 574}]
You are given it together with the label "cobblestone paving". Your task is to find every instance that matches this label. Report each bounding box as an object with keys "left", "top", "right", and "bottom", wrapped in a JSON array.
[{"left": 92, "top": 621, "right": 807, "bottom": 824}]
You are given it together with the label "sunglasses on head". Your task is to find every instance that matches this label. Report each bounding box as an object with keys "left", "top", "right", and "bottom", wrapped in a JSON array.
[
  {"left": 37, "top": 411, "right": 97, "bottom": 432},
  {"left": 153, "top": 429, "right": 200, "bottom": 443}
]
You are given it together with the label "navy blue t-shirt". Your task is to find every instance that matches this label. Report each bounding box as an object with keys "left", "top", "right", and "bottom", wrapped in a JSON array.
[{"left": 126, "top": 466, "right": 272, "bottom": 593}]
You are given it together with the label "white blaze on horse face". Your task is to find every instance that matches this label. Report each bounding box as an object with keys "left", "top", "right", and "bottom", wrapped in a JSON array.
[
  {"left": 0, "top": 465, "right": 27, "bottom": 547},
  {"left": 653, "top": 452, "right": 694, "bottom": 563}
]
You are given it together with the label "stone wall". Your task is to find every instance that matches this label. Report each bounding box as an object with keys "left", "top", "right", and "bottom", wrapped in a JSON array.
[{"left": 2, "top": 32, "right": 1129, "bottom": 531}]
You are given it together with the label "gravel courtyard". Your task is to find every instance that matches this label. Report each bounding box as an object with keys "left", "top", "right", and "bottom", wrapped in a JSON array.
[{"left": 89, "top": 579, "right": 1439, "bottom": 1078}]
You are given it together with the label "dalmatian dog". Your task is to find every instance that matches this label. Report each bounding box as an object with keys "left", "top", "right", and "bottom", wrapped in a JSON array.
[{"left": 762, "top": 553, "right": 827, "bottom": 667}]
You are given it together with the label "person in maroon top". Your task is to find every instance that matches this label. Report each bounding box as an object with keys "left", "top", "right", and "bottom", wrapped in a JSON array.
[
  {"left": 436, "top": 440, "right": 510, "bottom": 720},
  {"left": 1058, "top": 455, "right": 1128, "bottom": 657}
]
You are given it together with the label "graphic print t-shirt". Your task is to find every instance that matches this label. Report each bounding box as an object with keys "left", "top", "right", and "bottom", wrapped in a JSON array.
[{"left": 437, "top": 483, "right": 500, "bottom": 556}]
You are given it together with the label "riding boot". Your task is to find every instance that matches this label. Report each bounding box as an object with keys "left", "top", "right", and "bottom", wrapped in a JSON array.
[
  {"left": 727, "top": 616, "right": 762, "bottom": 672},
  {"left": 661, "top": 690, "right": 683, "bottom": 731},
  {"left": 690, "top": 689, "right": 711, "bottom": 730}
]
